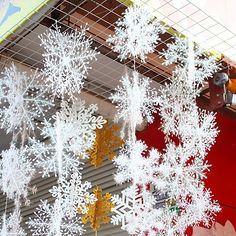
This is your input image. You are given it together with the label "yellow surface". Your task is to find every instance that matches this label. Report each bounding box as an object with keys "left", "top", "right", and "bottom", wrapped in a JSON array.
[
  {"left": 81, "top": 186, "right": 114, "bottom": 231},
  {"left": 0, "top": 0, "right": 51, "bottom": 43}
]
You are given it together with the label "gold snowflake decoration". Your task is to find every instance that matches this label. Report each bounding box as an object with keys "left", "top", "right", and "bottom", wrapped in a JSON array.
[
  {"left": 81, "top": 186, "right": 114, "bottom": 231},
  {"left": 88, "top": 123, "right": 124, "bottom": 167}
]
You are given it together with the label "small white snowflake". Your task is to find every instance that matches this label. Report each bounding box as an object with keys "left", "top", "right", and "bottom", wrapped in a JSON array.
[
  {"left": 114, "top": 140, "right": 161, "bottom": 186},
  {"left": 27, "top": 199, "right": 84, "bottom": 236},
  {"left": 176, "top": 185, "right": 221, "bottom": 229},
  {"left": 161, "top": 37, "right": 219, "bottom": 84},
  {"left": 49, "top": 172, "right": 96, "bottom": 219},
  {"left": 0, "top": 63, "right": 53, "bottom": 134},
  {"left": 110, "top": 71, "right": 159, "bottom": 139},
  {"left": 55, "top": 100, "right": 106, "bottom": 154},
  {"left": 0, "top": 145, "right": 35, "bottom": 200},
  {"left": 155, "top": 143, "right": 210, "bottom": 198},
  {"left": 107, "top": 5, "right": 165, "bottom": 62},
  {"left": 111, "top": 186, "right": 162, "bottom": 235},
  {"left": 179, "top": 109, "right": 218, "bottom": 158},
  {"left": 40, "top": 24, "right": 99, "bottom": 100},
  {"left": 30, "top": 119, "right": 82, "bottom": 178},
  {"left": 0, "top": 210, "right": 26, "bottom": 236}
]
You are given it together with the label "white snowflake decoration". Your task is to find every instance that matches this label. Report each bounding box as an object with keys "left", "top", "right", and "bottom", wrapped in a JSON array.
[
  {"left": 40, "top": 24, "right": 99, "bottom": 100},
  {"left": 178, "top": 108, "right": 218, "bottom": 158},
  {"left": 56, "top": 100, "right": 106, "bottom": 154},
  {"left": 0, "top": 210, "right": 26, "bottom": 236},
  {"left": 27, "top": 199, "right": 84, "bottom": 236},
  {"left": 114, "top": 140, "right": 161, "bottom": 186},
  {"left": 161, "top": 37, "right": 219, "bottom": 84},
  {"left": 30, "top": 119, "right": 81, "bottom": 178},
  {"left": 155, "top": 143, "right": 210, "bottom": 197},
  {"left": 0, "top": 63, "right": 53, "bottom": 134},
  {"left": 111, "top": 186, "right": 162, "bottom": 235},
  {"left": 0, "top": 145, "right": 35, "bottom": 200},
  {"left": 110, "top": 71, "right": 159, "bottom": 139},
  {"left": 30, "top": 99, "right": 106, "bottom": 177},
  {"left": 107, "top": 5, "right": 165, "bottom": 62},
  {"left": 49, "top": 172, "right": 96, "bottom": 219}
]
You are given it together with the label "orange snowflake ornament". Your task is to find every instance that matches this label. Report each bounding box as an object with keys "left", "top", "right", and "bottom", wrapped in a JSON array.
[
  {"left": 88, "top": 123, "right": 124, "bottom": 167},
  {"left": 81, "top": 186, "right": 114, "bottom": 231}
]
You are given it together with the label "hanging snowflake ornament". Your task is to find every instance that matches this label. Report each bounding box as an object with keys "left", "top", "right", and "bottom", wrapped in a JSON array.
[
  {"left": 55, "top": 100, "right": 106, "bottom": 155},
  {"left": 27, "top": 199, "right": 84, "bottom": 236},
  {"left": 110, "top": 71, "right": 159, "bottom": 139},
  {"left": 88, "top": 123, "right": 124, "bottom": 168},
  {"left": 111, "top": 186, "right": 162, "bottom": 235},
  {"left": 114, "top": 140, "right": 161, "bottom": 186},
  {"left": 81, "top": 186, "right": 114, "bottom": 231},
  {"left": 30, "top": 118, "right": 81, "bottom": 178},
  {"left": 178, "top": 108, "right": 218, "bottom": 158},
  {"left": 49, "top": 172, "right": 96, "bottom": 219},
  {"left": 175, "top": 185, "right": 220, "bottom": 229},
  {"left": 158, "top": 75, "right": 198, "bottom": 137},
  {"left": 161, "top": 37, "right": 219, "bottom": 84},
  {"left": 31, "top": 99, "right": 106, "bottom": 177},
  {"left": 40, "top": 24, "right": 99, "bottom": 100},
  {"left": 0, "top": 63, "right": 53, "bottom": 135},
  {"left": 0, "top": 211, "right": 26, "bottom": 236},
  {"left": 107, "top": 5, "right": 165, "bottom": 62},
  {"left": 0, "top": 145, "right": 35, "bottom": 201}
]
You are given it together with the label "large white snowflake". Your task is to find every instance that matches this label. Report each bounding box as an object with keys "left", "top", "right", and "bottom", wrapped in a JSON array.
[
  {"left": 0, "top": 145, "right": 35, "bottom": 200},
  {"left": 49, "top": 172, "right": 96, "bottom": 219},
  {"left": 110, "top": 71, "right": 159, "bottom": 139},
  {"left": 0, "top": 63, "right": 53, "bottom": 134},
  {"left": 27, "top": 199, "right": 84, "bottom": 236},
  {"left": 107, "top": 5, "right": 165, "bottom": 62},
  {"left": 161, "top": 37, "right": 219, "bottom": 84},
  {"left": 111, "top": 186, "right": 162, "bottom": 235},
  {"left": 30, "top": 99, "right": 106, "bottom": 177},
  {"left": 114, "top": 140, "right": 161, "bottom": 186},
  {"left": 40, "top": 24, "right": 98, "bottom": 100}
]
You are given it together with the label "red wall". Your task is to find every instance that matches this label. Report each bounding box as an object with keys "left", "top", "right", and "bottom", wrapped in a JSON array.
[{"left": 137, "top": 112, "right": 236, "bottom": 230}]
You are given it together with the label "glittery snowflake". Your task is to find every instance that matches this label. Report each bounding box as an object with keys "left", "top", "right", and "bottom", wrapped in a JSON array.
[
  {"left": 88, "top": 123, "right": 124, "bottom": 168},
  {"left": 49, "top": 172, "right": 96, "bottom": 219},
  {"left": 161, "top": 37, "right": 219, "bottom": 84},
  {"left": 114, "top": 140, "right": 161, "bottom": 186},
  {"left": 0, "top": 145, "right": 35, "bottom": 200},
  {"left": 27, "top": 199, "right": 84, "bottom": 236},
  {"left": 110, "top": 71, "right": 159, "bottom": 139},
  {"left": 40, "top": 24, "right": 99, "bottom": 100},
  {"left": 111, "top": 186, "right": 162, "bottom": 235},
  {"left": 82, "top": 186, "right": 114, "bottom": 231},
  {"left": 107, "top": 5, "right": 165, "bottom": 62},
  {"left": 0, "top": 63, "right": 53, "bottom": 135}
]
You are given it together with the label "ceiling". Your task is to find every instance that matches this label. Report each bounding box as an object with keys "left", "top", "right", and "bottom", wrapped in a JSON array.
[{"left": 0, "top": 0, "right": 236, "bottom": 122}]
